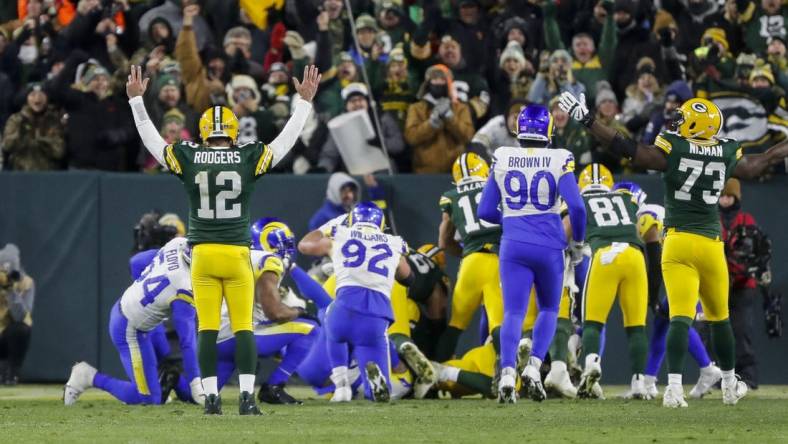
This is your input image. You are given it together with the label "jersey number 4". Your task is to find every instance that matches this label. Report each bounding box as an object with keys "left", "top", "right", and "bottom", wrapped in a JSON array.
[
  {"left": 675, "top": 158, "right": 725, "bottom": 204},
  {"left": 195, "top": 171, "right": 242, "bottom": 219},
  {"left": 341, "top": 240, "right": 393, "bottom": 278}
]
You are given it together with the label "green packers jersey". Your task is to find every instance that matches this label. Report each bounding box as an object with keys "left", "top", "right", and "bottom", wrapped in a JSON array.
[
  {"left": 164, "top": 140, "right": 274, "bottom": 245},
  {"left": 582, "top": 190, "right": 643, "bottom": 252},
  {"left": 654, "top": 132, "right": 742, "bottom": 239},
  {"left": 440, "top": 180, "right": 501, "bottom": 257},
  {"left": 405, "top": 251, "right": 447, "bottom": 304}
]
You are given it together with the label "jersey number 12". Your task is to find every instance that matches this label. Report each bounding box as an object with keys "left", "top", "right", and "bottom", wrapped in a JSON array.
[{"left": 195, "top": 171, "right": 242, "bottom": 219}]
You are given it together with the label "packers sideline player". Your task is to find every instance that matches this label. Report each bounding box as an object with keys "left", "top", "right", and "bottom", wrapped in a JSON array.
[
  {"left": 573, "top": 165, "right": 651, "bottom": 400},
  {"left": 436, "top": 152, "right": 503, "bottom": 361},
  {"left": 126, "top": 65, "right": 321, "bottom": 415},
  {"left": 559, "top": 91, "right": 788, "bottom": 407}
]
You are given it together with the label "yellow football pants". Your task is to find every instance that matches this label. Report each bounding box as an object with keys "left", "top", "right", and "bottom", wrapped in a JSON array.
[
  {"left": 322, "top": 275, "right": 418, "bottom": 337},
  {"left": 450, "top": 252, "right": 503, "bottom": 334},
  {"left": 662, "top": 230, "right": 729, "bottom": 321},
  {"left": 191, "top": 244, "right": 254, "bottom": 332},
  {"left": 523, "top": 286, "right": 572, "bottom": 332},
  {"left": 583, "top": 244, "right": 647, "bottom": 327}
]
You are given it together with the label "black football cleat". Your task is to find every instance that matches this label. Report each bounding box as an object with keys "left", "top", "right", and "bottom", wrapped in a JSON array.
[
  {"left": 158, "top": 367, "right": 180, "bottom": 404},
  {"left": 257, "top": 383, "right": 303, "bottom": 405},
  {"left": 239, "top": 391, "right": 263, "bottom": 415},
  {"left": 204, "top": 394, "right": 222, "bottom": 415}
]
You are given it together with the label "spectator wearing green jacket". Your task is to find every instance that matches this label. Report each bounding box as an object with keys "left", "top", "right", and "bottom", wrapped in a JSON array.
[
  {"left": 548, "top": 96, "right": 593, "bottom": 169},
  {"left": 542, "top": 0, "right": 617, "bottom": 105}
]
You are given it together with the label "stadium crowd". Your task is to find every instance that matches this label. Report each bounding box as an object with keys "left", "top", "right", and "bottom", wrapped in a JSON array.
[{"left": 1, "top": 0, "right": 787, "bottom": 174}]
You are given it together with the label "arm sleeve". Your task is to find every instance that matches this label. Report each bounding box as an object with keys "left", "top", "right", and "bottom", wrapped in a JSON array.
[
  {"left": 558, "top": 173, "right": 586, "bottom": 242},
  {"left": 542, "top": 1, "right": 565, "bottom": 51},
  {"left": 128, "top": 96, "right": 167, "bottom": 167},
  {"left": 290, "top": 265, "right": 333, "bottom": 309},
  {"left": 171, "top": 299, "right": 200, "bottom": 382},
  {"left": 477, "top": 173, "right": 503, "bottom": 225},
  {"left": 645, "top": 241, "right": 663, "bottom": 309},
  {"left": 269, "top": 98, "right": 313, "bottom": 166}
]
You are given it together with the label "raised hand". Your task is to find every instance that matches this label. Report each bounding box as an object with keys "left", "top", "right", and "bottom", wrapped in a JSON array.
[
  {"left": 293, "top": 65, "right": 322, "bottom": 103},
  {"left": 126, "top": 65, "right": 149, "bottom": 99},
  {"left": 558, "top": 91, "right": 589, "bottom": 123}
]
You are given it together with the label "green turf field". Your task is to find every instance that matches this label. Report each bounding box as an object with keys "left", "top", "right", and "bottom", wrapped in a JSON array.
[{"left": 2, "top": 385, "right": 788, "bottom": 443}]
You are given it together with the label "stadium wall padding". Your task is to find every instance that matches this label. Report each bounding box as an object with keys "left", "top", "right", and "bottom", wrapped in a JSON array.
[{"left": 1, "top": 172, "right": 786, "bottom": 384}]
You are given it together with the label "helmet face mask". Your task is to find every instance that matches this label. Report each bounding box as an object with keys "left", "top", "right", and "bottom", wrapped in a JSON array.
[
  {"left": 199, "top": 106, "right": 239, "bottom": 144},
  {"left": 452, "top": 152, "right": 490, "bottom": 185},
  {"left": 250, "top": 218, "right": 296, "bottom": 262}
]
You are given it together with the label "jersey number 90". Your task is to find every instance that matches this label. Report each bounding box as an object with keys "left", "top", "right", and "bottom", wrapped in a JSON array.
[{"left": 503, "top": 170, "right": 557, "bottom": 211}]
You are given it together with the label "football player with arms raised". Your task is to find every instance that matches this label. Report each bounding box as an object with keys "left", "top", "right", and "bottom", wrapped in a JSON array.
[
  {"left": 126, "top": 65, "right": 321, "bottom": 415},
  {"left": 559, "top": 91, "right": 788, "bottom": 407}
]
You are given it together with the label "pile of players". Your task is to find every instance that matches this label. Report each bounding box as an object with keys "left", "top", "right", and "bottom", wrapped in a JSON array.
[{"left": 63, "top": 91, "right": 788, "bottom": 409}]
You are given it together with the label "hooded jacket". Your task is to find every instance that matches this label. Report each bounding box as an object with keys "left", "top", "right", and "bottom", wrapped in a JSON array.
[{"left": 308, "top": 173, "right": 360, "bottom": 230}]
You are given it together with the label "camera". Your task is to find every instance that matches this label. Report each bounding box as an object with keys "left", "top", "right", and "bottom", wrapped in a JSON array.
[{"left": 0, "top": 269, "right": 21, "bottom": 289}]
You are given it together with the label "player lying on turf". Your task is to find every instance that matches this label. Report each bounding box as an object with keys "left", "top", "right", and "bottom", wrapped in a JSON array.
[
  {"left": 299, "top": 202, "right": 414, "bottom": 402},
  {"left": 478, "top": 104, "right": 587, "bottom": 403},
  {"left": 559, "top": 91, "right": 788, "bottom": 407},
  {"left": 64, "top": 238, "right": 202, "bottom": 406}
]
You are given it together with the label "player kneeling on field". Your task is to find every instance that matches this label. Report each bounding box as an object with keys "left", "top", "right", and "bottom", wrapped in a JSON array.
[{"left": 64, "top": 238, "right": 202, "bottom": 406}]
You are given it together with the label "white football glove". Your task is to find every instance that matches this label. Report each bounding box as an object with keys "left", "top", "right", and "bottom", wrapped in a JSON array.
[
  {"left": 190, "top": 377, "right": 205, "bottom": 405},
  {"left": 569, "top": 240, "right": 586, "bottom": 265},
  {"left": 558, "top": 91, "right": 589, "bottom": 123}
]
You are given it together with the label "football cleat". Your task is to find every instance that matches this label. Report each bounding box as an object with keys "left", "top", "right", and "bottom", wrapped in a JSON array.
[
  {"left": 400, "top": 342, "right": 436, "bottom": 399},
  {"left": 662, "top": 384, "right": 688, "bottom": 408},
  {"left": 644, "top": 375, "right": 659, "bottom": 399},
  {"left": 257, "top": 383, "right": 302, "bottom": 405},
  {"left": 577, "top": 354, "right": 602, "bottom": 399},
  {"left": 204, "top": 394, "right": 223, "bottom": 415},
  {"left": 158, "top": 364, "right": 180, "bottom": 404},
  {"left": 63, "top": 362, "right": 96, "bottom": 406},
  {"left": 544, "top": 361, "right": 577, "bottom": 399},
  {"left": 515, "top": 338, "right": 532, "bottom": 377},
  {"left": 521, "top": 364, "right": 547, "bottom": 402},
  {"left": 331, "top": 386, "right": 352, "bottom": 402},
  {"left": 590, "top": 382, "right": 605, "bottom": 400},
  {"left": 721, "top": 375, "right": 748, "bottom": 406},
  {"left": 239, "top": 391, "right": 262, "bottom": 415},
  {"left": 690, "top": 364, "right": 722, "bottom": 399},
  {"left": 365, "top": 362, "right": 390, "bottom": 403},
  {"left": 498, "top": 367, "right": 517, "bottom": 404},
  {"left": 625, "top": 374, "right": 653, "bottom": 400}
]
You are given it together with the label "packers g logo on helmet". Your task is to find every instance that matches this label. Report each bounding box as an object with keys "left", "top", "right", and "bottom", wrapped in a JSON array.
[
  {"left": 676, "top": 98, "right": 722, "bottom": 140},
  {"left": 199, "top": 106, "right": 239, "bottom": 143},
  {"left": 452, "top": 152, "right": 490, "bottom": 185},
  {"left": 578, "top": 163, "right": 614, "bottom": 193}
]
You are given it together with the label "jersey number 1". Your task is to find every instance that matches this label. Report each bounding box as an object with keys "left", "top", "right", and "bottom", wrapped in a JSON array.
[
  {"left": 195, "top": 171, "right": 242, "bottom": 219},
  {"left": 457, "top": 194, "right": 496, "bottom": 233}
]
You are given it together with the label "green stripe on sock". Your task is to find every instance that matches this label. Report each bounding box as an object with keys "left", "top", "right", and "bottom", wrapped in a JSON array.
[
  {"left": 457, "top": 370, "right": 493, "bottom": 398},
  {"left": 625, "top": 326, "right": 648, "bottom": 374},
  {"left": 581, "top": 321, "right": 604, "bottom": 358},
  {"left": 710, "top": 319, "right": 736, "bottom": 371},
  {"left": 198, "top": 330, "right": 219, "bottom": 377},
  {"left": 666, "top": 316, "right": 692, "bottom": 374},
  {"left": 234, "top": 330, "right": 257, "bottom": 375},
  {"left": 549, "top": 318, "right": 573, "bottom": 362}
]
